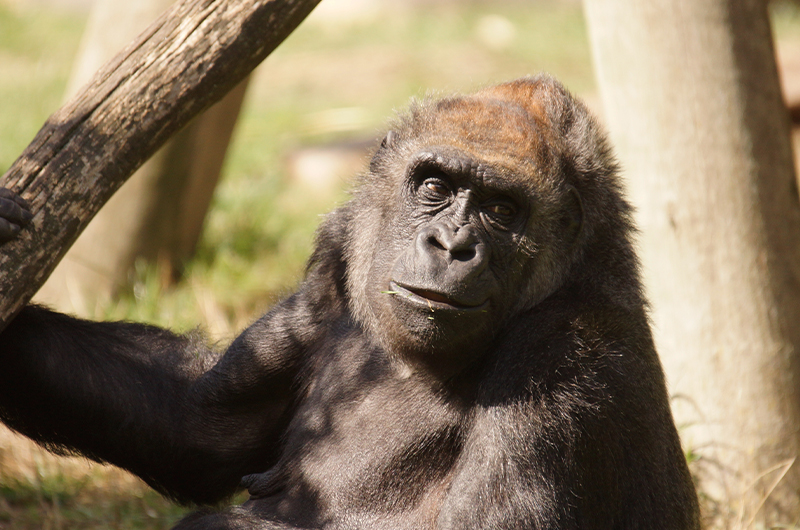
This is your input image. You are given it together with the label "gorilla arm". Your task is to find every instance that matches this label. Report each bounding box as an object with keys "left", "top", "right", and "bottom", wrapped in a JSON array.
[{"left": 0, "top": 292, "right": 318, "bottom": 506}]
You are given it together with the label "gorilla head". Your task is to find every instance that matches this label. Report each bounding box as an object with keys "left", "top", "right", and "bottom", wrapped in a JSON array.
[{"left": 345, "top": 78, "right": 623, "bottom": 372}]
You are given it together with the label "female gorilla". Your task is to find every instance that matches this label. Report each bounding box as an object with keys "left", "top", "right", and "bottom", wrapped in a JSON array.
[{"left": 0, "top": 76, "right": 700, "bottom": 529}]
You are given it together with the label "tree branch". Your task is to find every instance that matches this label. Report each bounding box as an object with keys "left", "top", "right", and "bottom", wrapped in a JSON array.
[{"left": 0, "top": 0, "right": 321, "bottom": 328}]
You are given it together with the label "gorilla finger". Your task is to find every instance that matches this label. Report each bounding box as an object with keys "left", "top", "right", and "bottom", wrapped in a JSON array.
[
  {"left": 0, "top": 218, "right": 21, "bottom": 243},
  {"left": 0, "top": 197, "right": 33, "bottom": 225},
  {"left": 0, "top": 188, "right": 30, "bottom": 211}
]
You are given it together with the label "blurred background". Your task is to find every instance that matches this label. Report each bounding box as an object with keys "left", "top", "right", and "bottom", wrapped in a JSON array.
[{"left": 2, "top": 0, "right": 800, "bottom": 527}]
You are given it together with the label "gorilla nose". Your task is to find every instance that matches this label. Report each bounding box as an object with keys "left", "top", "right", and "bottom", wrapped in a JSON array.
[{"left": 417, "top": 224, "right": 487, "bottom": 271}]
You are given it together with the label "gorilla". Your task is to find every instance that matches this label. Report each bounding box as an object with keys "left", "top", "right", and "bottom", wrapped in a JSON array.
[{"left": 0, "top": 76, "right": 700, "bottom": 529}]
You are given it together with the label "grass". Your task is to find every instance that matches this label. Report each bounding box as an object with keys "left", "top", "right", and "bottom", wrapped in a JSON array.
[
  {"left": 0, "top": 467, "right": 188, "bottom": 529},
  {"left": 0, "top": 2, "right": 84, "bottom": 170}
]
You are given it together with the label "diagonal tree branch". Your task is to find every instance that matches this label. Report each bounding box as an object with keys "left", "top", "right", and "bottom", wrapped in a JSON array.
[{"left": 0, "top": 0, "right": 322, "bottom": 329}]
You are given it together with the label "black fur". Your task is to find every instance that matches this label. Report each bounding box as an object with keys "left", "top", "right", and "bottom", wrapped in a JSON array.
[
  {"left": 0, "top": 76, "right": 700, "bottom": 529},
  {"left": 0, "top": 188, "right": 32, "bottom": 242}
]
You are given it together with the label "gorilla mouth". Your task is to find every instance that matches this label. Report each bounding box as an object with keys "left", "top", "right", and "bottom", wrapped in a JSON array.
[{"left": 388, "top": 281, "right": 488, "bottom": 312}]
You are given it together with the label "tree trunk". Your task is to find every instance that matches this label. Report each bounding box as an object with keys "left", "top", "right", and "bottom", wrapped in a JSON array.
[
  {"left": 35, "top": 81, "right": 249, "bottom": 315},
  {"left": 0, "top": 0, "right": 321, "bottom": 329},
  {"left": 35, "top": 0, "right": 250, "bottom": 315},
  {"left": 583, "top": 0, "right": 800, "bottom": 525}
]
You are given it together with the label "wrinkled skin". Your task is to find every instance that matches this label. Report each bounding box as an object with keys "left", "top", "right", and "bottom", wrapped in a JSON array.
[{"left": 0, "top": 76, "right": 700, "bottom": 529}]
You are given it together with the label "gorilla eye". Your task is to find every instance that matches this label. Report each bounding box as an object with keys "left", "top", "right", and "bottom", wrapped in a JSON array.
[
  {"left": 484, "top": 201, "right": 517, "bottom": 224},
  {"left": 424, "top": 180, "right": 449, "bottom": 196},
  {"left": 487, "top": 204, "right": 514, "bottom": 217}
]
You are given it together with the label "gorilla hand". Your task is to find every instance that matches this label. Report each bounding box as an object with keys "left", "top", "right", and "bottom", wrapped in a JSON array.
[{"left": 0, "top": 188, "right": 32, "bottom": 243}]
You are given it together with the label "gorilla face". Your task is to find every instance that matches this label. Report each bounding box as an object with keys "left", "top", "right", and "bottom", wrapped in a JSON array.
[
  {"left": 390, "top": 149, "right": 526, "bottom": 311},
  {"left": 384, "top": 148, "right": 532, "bottom": 356},
  {"left": 347, "top": 95, "right": 585, "bottom": 370}
]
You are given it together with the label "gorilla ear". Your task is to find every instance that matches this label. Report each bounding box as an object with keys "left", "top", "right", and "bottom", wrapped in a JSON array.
[
  {"left": 380, "top": 130, "right": 398, "bottom": 149},
  {"left": 370, "top": 131, "right": 398, "bottom": 174},
  {"left": 561, "top": 186, "right": 584, "bottom": 245}
]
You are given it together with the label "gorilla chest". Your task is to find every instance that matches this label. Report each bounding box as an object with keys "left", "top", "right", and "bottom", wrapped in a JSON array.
[{"left": 277, "top": 346, "right": 466, "bottom": 520}]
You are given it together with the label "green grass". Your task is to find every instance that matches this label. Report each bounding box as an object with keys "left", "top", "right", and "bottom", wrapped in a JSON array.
[
  {"left": 0, "top": 3, "right": 84, "bottom": 170},
  {"left": 772, "top": 0, "right": 800, "bottom": 38},
  {"left": 0, "top": 453, "right": 190, "bottom": 529},
  {"left": 0, "top": 473, "right": 187, "bottom": 530}
]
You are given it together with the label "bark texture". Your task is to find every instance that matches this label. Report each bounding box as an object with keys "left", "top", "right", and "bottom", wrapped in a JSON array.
[
  {"left": 583, "top": 0, "right": 800, "bottom": 525},
  {"left": 35, "top": 0, "right": 250, "bottom": 315},
  {"left": 0, "top": 0, "right": 321, "bottom": 327}
]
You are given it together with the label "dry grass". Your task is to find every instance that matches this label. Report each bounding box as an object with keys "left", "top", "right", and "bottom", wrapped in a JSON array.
[{"left": 0, "top": 429, "right": 188, "bottom": 529}]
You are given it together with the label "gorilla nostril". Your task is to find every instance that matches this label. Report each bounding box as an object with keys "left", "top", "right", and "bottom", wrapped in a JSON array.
[
  {"left": 451, "top": 247, "right": 476, "bottom": 262},
  {"left": 427, "top": 235, "right": 446, "bottom": 252}
]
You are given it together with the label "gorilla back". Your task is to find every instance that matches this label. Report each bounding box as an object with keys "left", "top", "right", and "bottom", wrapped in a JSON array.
[{"left": 0, "top": 76, "right": 700, "bottom": 529}]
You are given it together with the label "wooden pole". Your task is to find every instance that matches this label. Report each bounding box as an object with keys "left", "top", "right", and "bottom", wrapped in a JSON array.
[{"left": 584, "top": 0, "right": 800, "bottom": 524}]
